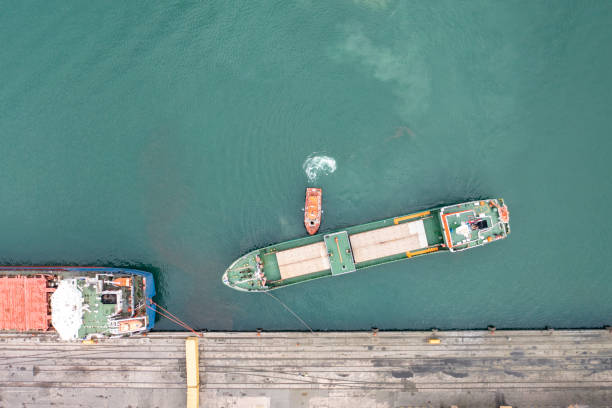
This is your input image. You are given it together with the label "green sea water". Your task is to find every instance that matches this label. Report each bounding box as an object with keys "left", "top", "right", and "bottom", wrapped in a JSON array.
[{"left": 2, "top": 1, "right": 612, "bottom": 331}]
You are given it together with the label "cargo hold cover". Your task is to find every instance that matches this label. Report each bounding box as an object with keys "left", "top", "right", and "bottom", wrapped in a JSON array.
[
  {"left": 0, "top": 275, "right": 50, "bottom": 331},
  {"left": 350, "top": 220, "right": 428, "bottom": 263},
  {"left": 276, "top": 242, "right": 330, "bottom": 280}
]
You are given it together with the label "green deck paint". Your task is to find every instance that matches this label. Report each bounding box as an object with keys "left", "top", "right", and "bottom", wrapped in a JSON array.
[
  {"left": 224, "top": 200, "right": 508, "bottom": 291},
  {"left": 324, "top": 232, "right": 356, "bottom": 275}
]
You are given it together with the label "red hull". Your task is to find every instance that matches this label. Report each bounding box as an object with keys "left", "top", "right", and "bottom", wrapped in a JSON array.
[{"left": 304, "top": 188, "right": 322, "bottom": 235}]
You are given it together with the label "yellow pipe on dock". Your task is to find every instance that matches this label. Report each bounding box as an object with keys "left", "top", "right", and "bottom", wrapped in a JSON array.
[
  {"left": 406, "top": 247, "right": 438, "bottom": 258},
  {"left": 394, "top": 211, "right": 430, "bottom": 224},
  {"left": 186, "top": 337, "right": 200, "bottom": 408}
]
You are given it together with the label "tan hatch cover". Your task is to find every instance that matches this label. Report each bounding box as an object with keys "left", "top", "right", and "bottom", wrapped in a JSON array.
[
  {"left": 350, "top": 220, "right": 428, "bottom": 263},
  {"left": 276, "top": 242, "right": 330, "bottom": 280}
]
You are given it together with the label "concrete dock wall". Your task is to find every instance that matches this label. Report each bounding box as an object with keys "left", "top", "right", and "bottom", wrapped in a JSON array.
[{"left": 1, "top": 330, "right": 612, "bottom": 407}]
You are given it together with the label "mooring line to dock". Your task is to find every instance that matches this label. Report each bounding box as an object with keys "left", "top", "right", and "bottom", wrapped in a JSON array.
[
  {"left": 264, "top": 291, "right": 315, "bottom": 334},
  {"left": 147, "top": 299, "right": 203, "bottom": 337}
]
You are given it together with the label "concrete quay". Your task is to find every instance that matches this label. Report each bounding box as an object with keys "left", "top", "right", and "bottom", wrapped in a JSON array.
[{"left": 2, "top": 329, "right": 612, "bottom": 407}]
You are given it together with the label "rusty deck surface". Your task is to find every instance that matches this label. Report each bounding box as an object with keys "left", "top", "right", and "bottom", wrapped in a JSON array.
[{"left": 2, "top": 330, "right": 612, "bottom": 407}]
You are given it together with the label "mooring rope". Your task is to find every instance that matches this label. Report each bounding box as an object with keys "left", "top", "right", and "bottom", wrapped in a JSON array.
[
  {"left": 147, "top": 298, "right": 202, "bottom": 337},
  {"left": 264, "top": 291, "right": 315, "bottom": 334}
]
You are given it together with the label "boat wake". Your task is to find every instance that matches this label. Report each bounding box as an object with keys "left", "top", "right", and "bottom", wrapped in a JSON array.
[{"left": 303, "top": 154, "right": 336, "bottom": 182}]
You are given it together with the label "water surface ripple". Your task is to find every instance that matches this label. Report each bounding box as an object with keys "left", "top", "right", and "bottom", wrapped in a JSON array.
[{"left": 1, "top": 1, "right": 612, "bottom": 330}]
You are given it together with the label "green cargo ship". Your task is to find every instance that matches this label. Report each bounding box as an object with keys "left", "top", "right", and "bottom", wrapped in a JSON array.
[{"left": 223, "top": 199, "right": 510, "bottom": 292}]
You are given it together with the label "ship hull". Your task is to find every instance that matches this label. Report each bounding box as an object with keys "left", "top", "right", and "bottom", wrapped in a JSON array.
[
  {"left": 304, "top": 188, "right": 322, "bottom": 235},
  {"left": 0, "top": 267, "right": 156, "bottom": 338},
  {"left": 223, "top": 199, "right": 510, "bottom": 292}
]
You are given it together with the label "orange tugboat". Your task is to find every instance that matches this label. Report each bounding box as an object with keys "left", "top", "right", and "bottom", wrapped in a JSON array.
[{"left": 304, "top": 188, "right": 322, "bottom": 235}]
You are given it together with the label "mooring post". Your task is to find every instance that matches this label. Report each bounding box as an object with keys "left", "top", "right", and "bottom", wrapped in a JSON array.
[{"left": 428, "top": 328, "right": 441, "bottom": 344}]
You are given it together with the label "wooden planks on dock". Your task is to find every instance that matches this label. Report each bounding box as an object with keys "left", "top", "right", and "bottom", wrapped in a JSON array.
[
  {"left": 3, "top": 330, "right": 612, "bottom": 407},
  {"left": 0, "top": 333, "right": 187, "bottom": 408},
  {"left": 198, "top": 330, "right": 612, "bottom": 407}
]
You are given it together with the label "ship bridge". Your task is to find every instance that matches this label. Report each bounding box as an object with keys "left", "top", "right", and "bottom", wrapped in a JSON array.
[{"left": 439, "top": 199, "right": 510, "bottom": 251}]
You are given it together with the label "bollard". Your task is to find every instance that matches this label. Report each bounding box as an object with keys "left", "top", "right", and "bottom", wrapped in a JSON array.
[{"left": 428, "top": 328, "right": 441, "bottom": 344}]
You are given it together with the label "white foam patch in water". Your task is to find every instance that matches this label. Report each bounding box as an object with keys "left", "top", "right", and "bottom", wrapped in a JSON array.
[{"left": 303, "top": 154, "right": 337, "bottom": 182}]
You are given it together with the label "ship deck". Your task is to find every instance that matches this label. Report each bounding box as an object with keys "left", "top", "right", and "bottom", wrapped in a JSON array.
[
  {"left": 276, "top": 242, "right": 330, "bottom": 280},
  {"left": 325, "top": 231, "right": 356, "bottom": 275},
  {"left": 0, "top": 275, "right": 50, "bottom": 331},
  {"left": 226, "top": 198, "right": 514, "bottom": 291},
  {"left": 78, "top": 281, "right": 117, "bottom": 338},
  {"left": 349, "top": 220, "right": 428, "bottom": 263},
  {"left": 1, "top": 330, "right": 612, "bottom": 407},
  {"left": 265, "top": 211, "right": 445, "bottom": 287},
  {"left": 226, "top": 207, "right": 449, "bottom": 290},
  {"left": 440, "top": 200, "right": 509, "bottom": 251}
]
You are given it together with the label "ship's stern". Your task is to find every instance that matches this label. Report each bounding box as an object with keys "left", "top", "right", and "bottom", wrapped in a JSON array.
[
  {"left": 439, "top": 199, "right": 510, "bottom": 252},
  {"left": 126, "top": 268, "right": 156, "bottom": 330}
]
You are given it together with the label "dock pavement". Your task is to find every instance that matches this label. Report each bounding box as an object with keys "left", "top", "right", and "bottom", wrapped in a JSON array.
[{"left": 2, "top": 329, "right": 612, "bottom": 407}]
